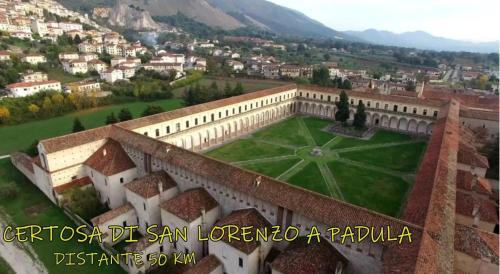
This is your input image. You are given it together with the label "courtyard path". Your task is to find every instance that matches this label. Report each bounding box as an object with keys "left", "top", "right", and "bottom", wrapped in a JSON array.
[
  {"left": 252, "top": 138, "right": 300, "bottom": 150},
  {"left": 329, "top": 140, "right": 424, "bottom": 153},
  {"left": 231, "top": 155, "right": 298, "bottom": 165},
  {"left": 317, "top": 162, "right": 345, "bottom": 200},
  {"left": 276, "top": 159, "right": 308, "bottom": 181},
  {"left": 296, "top": 117, "right": 317, "bottom": 147},
  {"left": 335, "top": 158, "right": 414, "bottom": 181}
]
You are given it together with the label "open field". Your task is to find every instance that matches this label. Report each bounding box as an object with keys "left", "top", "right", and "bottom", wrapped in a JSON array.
[
  {"left": 204, "top": 116, "right": 427, "bottom": 217},
  {"left": 0, "top": 99, "right": 183, "bottom": 155},
  {"left": 0, "top": 159, "right": 125, "bottom": 274}
]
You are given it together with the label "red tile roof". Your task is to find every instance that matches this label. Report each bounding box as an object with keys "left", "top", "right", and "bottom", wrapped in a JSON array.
[
  {"left": 84, "top": 139, "right": 136, "bottom": 176},
  {"left": 6, "top": 80, "right": 60, "bottom": 89},
  {"left": 456, "top": 170, "right": 492, "bottom": 195},
  {"left": 271, "top": 237, "right": 348, "bottom": 274},
  {"left": 182, "top": 255, "right": 221, "bottom": 274},
  {"left": 40, "top": 125, "right": 112, "bottom": 154},
  {"left": 212, "top": 209, "right": 271, "bottom": 254},
  {"left": 454, "top": 224, "right": 499, "bottom": 264},
  {"left": 456, "top": 191, "right": 498, "bottom": 224},
  {"left": 458, "top": 141, "right": 489, "bottom": 169},
  {"left": 160, "top": 188, "right": 218, "bottom": 223},
  {"left": 53, "top": 176, "right": 92, "bottom": 195},
  {"left": 91, "top": 202, "right": 134, "bottom": 225},
  {"left": 124, "top": 170, "right": 177, "bottom": 199}
]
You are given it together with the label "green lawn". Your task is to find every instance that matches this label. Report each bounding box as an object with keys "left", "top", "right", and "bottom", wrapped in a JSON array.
[
  {"left": 0, "top": 257, "right": 14, "bottom": 274},
  {"left": 45, "top": 67, "right": 87, "bottom": 84},
  {"left": 239, "top": 158, "right": 302, "bottom": 178},
  {"left": 253, "top": 118, "right": 309, "bottom": 147},
  {"left": 302, "top": 117, "right": 336, "bottom": 146},
  {"left": 202, "top": 115, "right": 425, "bottom": 217},
  {"left": 288, "top": 162, "right": 330, "bottom": 197},
  {"left": 330, "top": 130, "right": 413, "bottom": 149},
  {"left": 0, "top": 159, "right": 125, "bottom": 274},
  {"left": 0, "top": 99, "right": 183, "bottom": 155},
  {"left": 340, "top": 142, "right": 427, "bottom": 172},
  {"left": 327, "top": 161, "right": 411, "bottom": 216},
  {"left": 206, "top": 139, "right": 294, "bottom": 162}
]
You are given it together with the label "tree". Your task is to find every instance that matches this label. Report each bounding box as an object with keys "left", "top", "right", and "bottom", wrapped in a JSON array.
[
  {"left": 183, "top": 86, "right": 197, "bottom": 106},
  {"left": 72, "top": 118, "right": 85, "bottom": 132},
  {"left": 0, "top": 106, "right": 10, "bottom": 123},
  {"left": 62, "top": 186, "right": 106, "bottom": 220},
  {"left": 28, "top": 104, "right": 40, "bottom": 117},
  {"left": 42, "top": 96, "right": 53, "bottom": 113},
  {"left": 353, "top": 101, "right": 367, "bottom": 129},
  {"left": 335, "top": 90, "right": 350, "bottom": 125},
  {"left": 233, "top": 82, "right": 244, "bottom": 96},
  {"left": 405, "top": 81, "right": 416, "bottom": 92},
  {"left": 142, "top": 105, "right": 164, "bottom": 117},
  {"left": 312, "top": 67, "right": 331, "bottom": 87},
  {"left": 105, "top": 112, "right": 118, "bottom": 125},
  {"left": 118, "top": 108, "right": 133, "bottom": 122},
  {"left": 223, "top": 82, "right": 232, "bottom": 97},
  {"left": 73, "top": 34, "right": 82, "bottom": 44},
  {"left": 341, "top": 79, "right": 352, "bottom": 90},
  {"left": 25, "top": 139, "right": 39, "bottom": 157}
]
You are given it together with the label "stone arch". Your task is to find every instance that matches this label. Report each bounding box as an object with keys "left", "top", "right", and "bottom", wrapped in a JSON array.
[
  {"left": 398, "top": 117, "right": 408, "bottom": 131},
  {"left": 408, "top": 119, "right": 418, "bottom": 133},
  {"left": 349, "top": 109, "right": 355, "bottom": 121},
  {"left": 371, "top": 113, "right": 380, "bottom": 126},
  {"left": 366, "top": 112, "right": 372, "bottom": 126},
  {"left": 389, "top": 116, "right": 399, "bottom": 129},
  {"left": 426, "top": 123, "right": 434, "bottom": 135},
  {"left": 417, "top": 121, "right": 428, "bottom": 135},
  {"left": 380, "top": 115, "right": 389, "bottom": 127}
]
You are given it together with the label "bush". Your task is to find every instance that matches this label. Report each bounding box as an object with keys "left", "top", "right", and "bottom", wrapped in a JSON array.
[
  {"left": 62, "top": 186, "right": 106, "bottom": 221},
  {"left": 0, "top": 182, "right": 18, "bottom": 199}
]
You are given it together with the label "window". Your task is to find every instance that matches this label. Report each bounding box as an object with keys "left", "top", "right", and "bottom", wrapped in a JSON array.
[
  {"left": 226, "top": 110, "right": 229, "bottom": 116},
  {"left": 313, "top": 94, "right": 316, "bottom": 99},
  {"left": 123, "top": 221, "right": 127, "bottom": 226},
  {"left": 328, "top": 95, "right": 331, "bottom": 101},
  {"left": 203, "top": 116, "right": 206, "bottom": 123},
  {"left": 219, "top": 112, "right": 221, "bottom": 118},
  {"left": 176, "top": 123, "right": 180, "bottom": 132},
  {"left": 350, "top": 99, "right": 354, "bottom": 105},
  {"left": 238, "top": 106, "right": 242, "bottom": 113},
  {"left": 320, "top": 95, "right": 323, "bottom": 100},
  {"left": 433, "top": 111, "right": 438, "bottom": 117},
  {"left": 195, "top": 118, "right": 198, "bottom": 126},
  {"left": 105, "top": 179, "right": 107, "bottom": 186},
  {"left": 384, "top": 104, "right": 388, "bottom": 110},
  {"left": 211, "top": 114, "right": 215, "bottom": 121},
  {"left": 155, "top": 129, "right": 160, "bottom": 137},
  {"left": 143, "top": 132, "right": 148, "bottom": 136},
  {"left": 186, "top": 121, "right": 189, "bottom": 128},
  {"left": 160, "top": 245, "right": 164, "bottom": 252},
  {"left": 403, "top": 107, "right": 407, "bottom": 113},
  {"left": 423, "top": 109, "right": 427, "bottom": 116},
  {"left": 393, "top": 105, "right": 398, "bottom": 112},
  {"left": 166, "top": 126, "right": 170, "bottom": 134},
  {"left": 143, "top": 203, "right": 146, "bottom": 211},
  {"left": 120, "top": 178, "right": 124, "bottom": 183},
  {"left": 367, "top": 101, "right": 371, "bottom": 107},
  {"left": 238, "top": 258, "right": 243, "bottom": 268},
  {"left": 376, "top": 102, "right": 379, "bottom": 108},
  {"left": 413, "top": 108, "right": 417, "bottom": 114}
]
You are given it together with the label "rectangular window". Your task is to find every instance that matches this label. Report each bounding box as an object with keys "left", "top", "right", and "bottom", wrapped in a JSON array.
[
  {"left": 195, "top": 118, "right": 198, "bottom": 126},
  {"left": 226, "top": 110, "right": 229, "bottom": 116},
  {"left": 239, "top": 258, "right": 243, "bottom": 267},
  {"left": 219, "top": 112, "right": 221, "bottom": 118},
  {"left": 120, "top": 178, "right": 124, "bottom": 183},
  {"left": 203, "top": 116, "right": 206, "bottom": 123},
  {"left": 166, "top": 126, "right": 170, "bottom": 134},
  {"left": 176, "top": 123, "right": 180, "bottom": 132},
  {"left": 155, "top": 129, "right": 160, "bottom": 137},
  {"left": 143, "top": 203, "right": 146, "bottom": 211},
  {"left": 211, "top": 114, "right": 215, "bottom": 121},
  {"left": 186, "top": 121, "right": 189, "bottom": 128},
  {"left": 423, "top": 109, "right": 427, "bottom": 115},
  {"left": 144, "top": 132, "right": 148, "bottom": 136}
]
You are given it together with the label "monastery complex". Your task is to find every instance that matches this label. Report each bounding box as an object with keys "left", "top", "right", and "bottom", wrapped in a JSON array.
[{"left": 11, "top": 84, "right": 499, "bottom": 274}]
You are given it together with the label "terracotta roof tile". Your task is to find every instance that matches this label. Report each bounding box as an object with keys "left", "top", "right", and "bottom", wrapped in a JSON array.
[
  {"left": 271, "top": 237, "right": 348, "bottom": 274},
  {"left": 40, "top": 125, "right": 112, "bottom": 153},
  {"left": 456, "top": 170, "right": 492, "bottom": 195},
  {"left": 182, "top": 255, "right": 221, "bottom": 274},
  {"left": 213, "top": 209, "right": 271, "bottom": 254},
  {"left": 53, "top": 176, "right": 92, "bottom": 195},
  {"left": 84, "top": 139, "right": 136, "bottom": 176},
  {"left": 457, "top": 141, "right": 489, "bottom": 169},
  {"left": 124, "top": 171, "right": 177, "bottom": 199},
  {"left": 456, "top": 191, "right": 498, "bottom": 224},
  {"left": 160, "top": 188, "right": 218, "bottom": 223},
  {"left": 454, "top": 224, "right": 499, "bottom": 264},
  {"left": 91, "top": 202, "right": 134, "bottom": 225}
]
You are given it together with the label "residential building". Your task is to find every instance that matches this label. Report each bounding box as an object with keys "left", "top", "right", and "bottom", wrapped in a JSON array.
[{"left": 6, "top": 80, "right": 61, "bottom": 97}]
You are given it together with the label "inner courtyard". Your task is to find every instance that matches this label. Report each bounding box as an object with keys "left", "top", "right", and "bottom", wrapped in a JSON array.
[{"left": 205, "top": 115, "right": 428, "bottom": 217}]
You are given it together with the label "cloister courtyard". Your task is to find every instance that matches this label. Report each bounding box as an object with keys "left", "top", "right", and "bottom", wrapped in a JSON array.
[{"left": 205, "top": 116, "right": 427, "bottom": 217}]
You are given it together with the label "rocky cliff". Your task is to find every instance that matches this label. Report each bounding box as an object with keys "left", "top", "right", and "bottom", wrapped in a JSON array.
[{"left": 108, "top": 0, "right": 160, "bottom": 30}]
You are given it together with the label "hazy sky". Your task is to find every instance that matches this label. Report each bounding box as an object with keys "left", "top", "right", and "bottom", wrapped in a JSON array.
[{"left": 267, "top": 0, "right": 499, "bottom": 42}]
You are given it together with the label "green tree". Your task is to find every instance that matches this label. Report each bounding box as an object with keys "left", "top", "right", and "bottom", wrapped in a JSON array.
[
  {"left": 142, "top": 105, "right": 164, "bottom": 117},
  {"left": 223, "top": 82, "right": 232, "bottom": 97},
  {"left": 353, "top": 101, "right": 367, "bottom": 129},
  {"left": 105, "top": 112, "right": 118, "bottom": 125},
  {"left": 183, "top": 86, "right": 197, "bottom": 106},
  {"left": 335, "top": 90, "right": 350, "bottom": 125},
  {"left": 25, "top": 139, "right": 39, "bottom": 157},
  {"left": 118, "top": 108, "right": 133, "bottom": 122},
  {"left": 72, "top": 118, "right": 84, "bottom": 132},
  {"left": 312, "top": 67, "right": 331, "bottom": 87},
  {"left": 405, "top": 81, "right": 416, "bottom": 92},
  {"left": 73, "top": 34, "right": 82, "bottom": 44},
  {"left": 342, "top": 79, "right": 352, "bottom": 90},
  {"left": 28, "top": 104, "right": 40, "bottom": 118},
  {"left": 233, "top": 82, "right": 244, "bottom": 96},
  {"left": 62, "top": 187, "right": 106, "bottom": 220}
]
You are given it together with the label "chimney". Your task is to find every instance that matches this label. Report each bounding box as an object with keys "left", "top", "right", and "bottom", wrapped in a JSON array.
[
  {"left": 103, "top": 149, "right": 107, "bottom": 157},
  {"left": 158, "top": 181, "right": 163, "bottom": 194},
  {"left": 472, "top": 202, "right": 480, "bottom": 227}
]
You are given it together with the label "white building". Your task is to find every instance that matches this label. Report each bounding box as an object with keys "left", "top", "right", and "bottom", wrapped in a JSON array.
[
  {"left": 88, "top": 59, "right": 108, "bottom": 73},
  {"left": 100, "top": 68, "right": 124, "bottom": 83},
  {"left": 0, "top": 51, "right": 11, "bottom": 61},
  {"left": 6, "top": 80, "right": 61, "bottom": 97},
  {"left": 22, "top": 54, "right": 46, "bottom": 65},
  {"left": 21, "top": 71, "right": 48, "bottom": 83},
  {"left": 62, "top": 59, "right": 88, "bottom": 75}
]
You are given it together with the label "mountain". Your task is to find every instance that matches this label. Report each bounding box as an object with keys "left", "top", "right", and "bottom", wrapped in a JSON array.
[
  {"left": 206, "top": 0, "right": 352, "bottom": 39},
  {"left": 345, "top": 29, "right": 498, "bottom": 53},
  {"left": 108, "top": 0, "right": 160, "bottom": 30}
]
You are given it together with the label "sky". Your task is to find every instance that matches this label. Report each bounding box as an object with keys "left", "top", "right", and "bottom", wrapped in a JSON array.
[{"left": 267, "top": 0, "right": 499, "bottom": 42}]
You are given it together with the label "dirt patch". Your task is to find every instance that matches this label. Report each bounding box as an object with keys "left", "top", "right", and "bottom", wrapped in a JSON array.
[{"left": 24, "top": 203, "right": 50, "bottom": 217}]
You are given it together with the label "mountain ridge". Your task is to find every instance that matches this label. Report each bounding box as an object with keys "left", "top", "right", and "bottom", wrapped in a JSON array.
[{"left": 345, "top": 29, "right": 498, "bottom": 53}]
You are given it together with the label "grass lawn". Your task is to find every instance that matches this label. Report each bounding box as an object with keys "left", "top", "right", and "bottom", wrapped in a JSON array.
[
  {"left": 253, "top": 118, "right": 308, "bottom": 147},
  {"left": 0, "top": 257, "right": 14, "bottom": 274},
  {"left": 340, "top": 142, "right": 427, "bottom": 172},
  {"left": 206, "top": 139, "right": 294, "bottom": 162},
  {"left": 302, "top": 117, "right": 336, "bottom": 146},
  {"left": 45, "top": 67, "right": 87, "bottom": 84},
  {"left": 0, "top": 159, "right": 125, "bottom": 274},
  {"left": 288, "top": 162, "right": 330, "bottom": 197},
  {"left": 330, "top": 130, "right": 413, "bottom": 149},
  {"left": 327, "top": 161, "right": 410, "bottom": 216},
  {"left": 239, "top": 158, "right": 302, "bottom": 178},
  {"left": 0, "top": 99, "right": 183, "bottom": 155}
]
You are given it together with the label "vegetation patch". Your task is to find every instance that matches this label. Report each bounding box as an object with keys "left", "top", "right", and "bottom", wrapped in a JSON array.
[
  {"left": 206, "top": 139, "right": 294, "bottom": 162},
  {"left": 288, "top": 162, "right": 330, "bottom": 197},
  {"left": 239, "top": 158, "right": 302, "bottom": 178}
]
